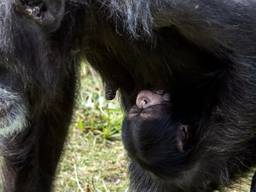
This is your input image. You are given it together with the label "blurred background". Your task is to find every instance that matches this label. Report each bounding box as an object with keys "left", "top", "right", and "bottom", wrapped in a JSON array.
[{"left": 54, "top": 63, "right": 252, "bottom": 192}]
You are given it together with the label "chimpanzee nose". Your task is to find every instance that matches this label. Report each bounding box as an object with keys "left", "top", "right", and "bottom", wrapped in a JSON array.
[{"left": 136, "top": 90, "right": 169, "bottom": 109}]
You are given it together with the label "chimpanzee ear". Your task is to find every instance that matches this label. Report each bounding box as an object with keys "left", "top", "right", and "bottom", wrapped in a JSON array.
[
  {"left": 176, "top": 124, "right": 190, "bottom": 152},
  {"left": 15, "top": 0, "right": 65, "bottom": 32}
]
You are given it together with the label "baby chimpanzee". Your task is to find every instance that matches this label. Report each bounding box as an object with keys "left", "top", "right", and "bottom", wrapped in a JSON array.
[
  {"left": 104, "top": 81, "right": 192, "bottom": 176},
  {"left": 122, "top": 90, "right": 191, "bottom": 177}
]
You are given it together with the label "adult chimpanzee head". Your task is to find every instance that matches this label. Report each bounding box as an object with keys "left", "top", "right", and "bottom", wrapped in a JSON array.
[
  {"left": 122, "top": 90, "right": 191, "bottom": 177},
  {"left": 0, "top": 0, "right": 65, "bottom": 137}
]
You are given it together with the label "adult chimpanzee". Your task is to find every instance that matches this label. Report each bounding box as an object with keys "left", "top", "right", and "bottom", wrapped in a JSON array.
[
  {"left": 1, "top": 0, "right": 256, "bottom": 192},
  {"left": 89, "top": 1, "right": 256, "bottom": 191},
  {"left": 84, "top": 1, "right": 256, "bottom": 192}
]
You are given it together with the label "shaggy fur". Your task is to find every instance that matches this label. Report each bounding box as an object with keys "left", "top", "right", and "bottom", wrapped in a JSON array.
[
  {"left": 1, "top": 0, "right": 256, "bottom": 192},
  {"left": 81, "top": 1, "right": 256, "bottom": 192},
  {"left": 0, "top": 0, "right": 78, "bottom": 191}
]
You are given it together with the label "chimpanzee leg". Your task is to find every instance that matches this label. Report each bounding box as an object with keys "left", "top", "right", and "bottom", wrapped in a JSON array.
[
  {"left": 0, "top": 77, "right": 76, "bottom": 192},
  {"left": 251, "top": 172, "right": 256, "bottom": 192},
  {"left": 0, "top": 113, "right": 72, "bottom": 192},
  {"left": 1, "top": 128, "right": 38, "bottom": 192}
]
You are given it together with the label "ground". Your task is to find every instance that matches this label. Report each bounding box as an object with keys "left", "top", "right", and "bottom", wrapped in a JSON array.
[
  {"left": 52, "top": 64, "right": 251, "bottom": 192},
  {"left": 54, "top": 63, "right": 128, "bottom": 192}
]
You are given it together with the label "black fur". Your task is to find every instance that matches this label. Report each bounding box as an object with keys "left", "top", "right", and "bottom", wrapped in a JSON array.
[
  {"left": 81, "top": 1, "right": 256, "bottom": 192},
  {"left": 1, "top": 0, "right": 256, "bottom": 192},
  {"left": 0, "top": 0, "right": 79, "bottom": 191}
]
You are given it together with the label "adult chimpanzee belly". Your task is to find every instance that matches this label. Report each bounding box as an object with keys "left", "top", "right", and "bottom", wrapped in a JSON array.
[{"left": 82, "top": 1, "right": 256, "bottom": 192}]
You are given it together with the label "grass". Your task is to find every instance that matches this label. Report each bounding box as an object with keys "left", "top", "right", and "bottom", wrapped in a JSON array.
[
  {"left": 54, "top": 63, "right": 252, "bottom": 192},
  {"left": 54, "top": 63, "right": 128, "bottom": 192}
]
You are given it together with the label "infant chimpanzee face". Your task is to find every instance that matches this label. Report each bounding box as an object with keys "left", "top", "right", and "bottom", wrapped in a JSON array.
[{"left": 122, "top": 90, "right": 190, "bottom": 177}]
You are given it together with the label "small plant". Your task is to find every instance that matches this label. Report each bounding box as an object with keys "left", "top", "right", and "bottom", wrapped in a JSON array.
[
  {"left": 75, "top": 61, "right": 123, "bottom": 141},
  {"left": 55, "top": 63, "right": 128, "bottom": 192}
]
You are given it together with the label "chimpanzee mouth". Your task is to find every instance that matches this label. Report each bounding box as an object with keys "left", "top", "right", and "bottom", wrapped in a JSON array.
[{"left": 0, "top": 88, "right": 27, "bottom": 137}]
